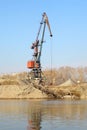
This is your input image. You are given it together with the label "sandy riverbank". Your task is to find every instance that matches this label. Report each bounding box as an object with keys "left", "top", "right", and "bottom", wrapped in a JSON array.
[{"left": 0, "top": 72, "right": 87, "bottom": 99}]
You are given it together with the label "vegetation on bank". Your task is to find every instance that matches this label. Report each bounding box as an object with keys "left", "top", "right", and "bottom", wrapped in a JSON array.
[
  {"left": 44, "top": 66, "right": 87, "bottom": 85},
  {"left": 0, "top": 66, "right": 87, "bottom": 99}
]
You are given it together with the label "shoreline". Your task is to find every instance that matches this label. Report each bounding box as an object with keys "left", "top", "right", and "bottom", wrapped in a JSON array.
[
  {"left": 0, "top": 72, "right": 87, "bottom": 99},
  {"left": 0, "top": 84, "right": 87, "bottom": 99}
]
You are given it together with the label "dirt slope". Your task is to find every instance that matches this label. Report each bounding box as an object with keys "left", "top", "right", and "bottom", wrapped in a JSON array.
[
  {"left": 0, "top": 73, "right": 48, "bottom": 99},
  {"left": 0, "top": 72, "right": 87, "bottom": 99}
]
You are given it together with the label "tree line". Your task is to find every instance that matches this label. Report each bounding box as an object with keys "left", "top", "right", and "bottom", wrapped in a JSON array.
[{"left": 44, "top": 66, "right": 87, "bottom": 85}]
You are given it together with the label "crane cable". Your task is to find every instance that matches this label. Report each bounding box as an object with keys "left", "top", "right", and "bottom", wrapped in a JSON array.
[{"left": 50, "top": 37, "right": 53, "bottom": 85}]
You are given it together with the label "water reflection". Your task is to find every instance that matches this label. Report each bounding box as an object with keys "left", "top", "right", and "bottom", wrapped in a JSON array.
[
  {"left": 27, "top": 111, "right": 41, "bottom": 130},
  {"left": 27, "top": 101, "right": 42, "bottom": 130},
  {"left": 0, "top": 99, "right": 87, "bottom": 130}
]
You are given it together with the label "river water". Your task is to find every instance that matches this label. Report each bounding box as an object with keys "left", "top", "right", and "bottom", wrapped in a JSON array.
[{"left": 0, "top": 99, "right": 87, "bottom": 130}]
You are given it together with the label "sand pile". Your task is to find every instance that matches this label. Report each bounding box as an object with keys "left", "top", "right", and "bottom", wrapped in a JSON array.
[
  {"left": 0, "top": 73, "right": 87, "bottom": 99},
  {"left": 0, "top": 73, "right": 48, "bottom": 99}
]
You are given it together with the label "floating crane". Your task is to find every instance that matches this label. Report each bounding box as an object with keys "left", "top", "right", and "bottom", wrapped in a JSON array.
[{"left": 27, "top": 12, "right": 52, "bottom": 81}]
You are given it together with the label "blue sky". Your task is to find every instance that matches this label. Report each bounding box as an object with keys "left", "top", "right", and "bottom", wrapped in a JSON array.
[{"left": 0, "top": 0, "right": 87, "bottom": 74}]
